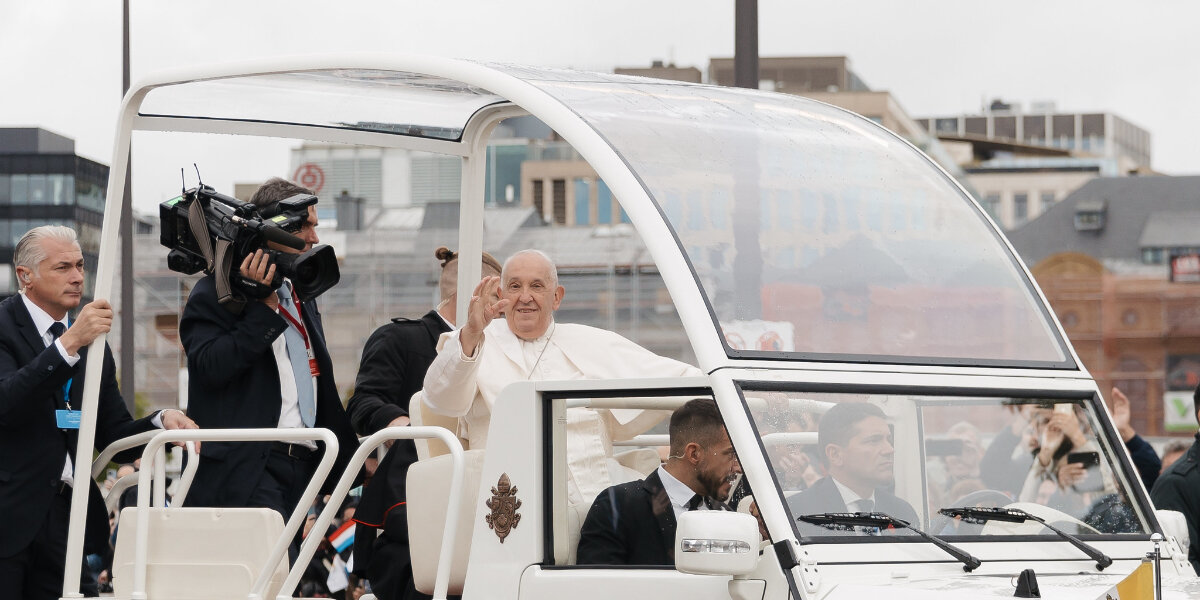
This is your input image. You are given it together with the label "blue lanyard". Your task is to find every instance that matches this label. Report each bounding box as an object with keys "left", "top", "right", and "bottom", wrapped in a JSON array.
[{"left": 56, "top": 318, "right": 74, "bottom": 410}]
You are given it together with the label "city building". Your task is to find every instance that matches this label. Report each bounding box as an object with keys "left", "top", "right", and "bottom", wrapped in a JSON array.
[
  {"left": 0, "top": 127, "right": 113, "bottom": 299},
  {"left": 917, "top": 101, "right": 1154, "bottom": 230},
  {"left": 1008, "top": 175, "right": 1200, "bottom": 438}
]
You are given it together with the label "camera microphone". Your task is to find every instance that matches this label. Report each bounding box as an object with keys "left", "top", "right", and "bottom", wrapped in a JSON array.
[{"left": 259, "top": 224, "right": 306, "bottom": 251}]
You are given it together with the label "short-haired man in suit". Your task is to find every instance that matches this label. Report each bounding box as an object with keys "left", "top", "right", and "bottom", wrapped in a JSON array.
[
  {"left": 180, "top": 178, "right": 359, "bottom": 526},
  {"left": 787, "top": 402, "right": 919, "bottom": 534},
  {"left": 576, "top": 398, "right": 741, "bottom": 566},
  {"left": 0, "top": 225, "right": 197, "bottom": 599}
]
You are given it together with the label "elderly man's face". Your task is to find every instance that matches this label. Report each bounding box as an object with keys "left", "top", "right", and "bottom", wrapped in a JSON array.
[{"left": 501, "top": 253, "right": 564, "bottom": 340}]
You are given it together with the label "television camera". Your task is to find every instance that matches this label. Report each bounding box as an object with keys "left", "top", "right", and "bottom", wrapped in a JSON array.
[{"left": 159, "top": 184, "right": 340, "bottom": 305}]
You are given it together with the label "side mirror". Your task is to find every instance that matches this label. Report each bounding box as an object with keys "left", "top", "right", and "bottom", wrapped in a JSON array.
[{"left": 675, "top": 511, "right": 760, "bottom": 576}]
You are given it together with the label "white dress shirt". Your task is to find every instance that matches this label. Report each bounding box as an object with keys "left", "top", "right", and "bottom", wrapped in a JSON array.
[
  {"left": 831, "top": 477, "right": 876, "bottom": 513},
  {"left": 273, "top": 280, "right": 318, "bottom": 449},
  {"left": 657, "top": 466, "right": 709, "bottom": 520}
]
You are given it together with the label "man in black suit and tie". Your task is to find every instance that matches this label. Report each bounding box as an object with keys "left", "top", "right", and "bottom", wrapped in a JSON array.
[
  {"left": 787, "top": 402, "right": 919, "bottom": 535},
  {"left": 347, "top": 246, "right": 500, "bottom": 600},
  {"left": 0, "top": 225, "right": 197, "bottom": 600},
  {"left": 180, "top": 178, "right": 358, "bottom": 524},
  {"left": 577, "top": 398, "right": 741, "bottom": 566}
]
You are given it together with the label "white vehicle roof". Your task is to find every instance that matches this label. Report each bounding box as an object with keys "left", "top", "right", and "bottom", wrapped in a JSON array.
[{"left": 98, "top": 54, "right": 1078, "bottom": 376}]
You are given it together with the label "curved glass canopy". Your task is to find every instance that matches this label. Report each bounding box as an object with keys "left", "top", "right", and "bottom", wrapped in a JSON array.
[
  {"left": 495, "top": 65, "right": 1070, "bottom": 368},
  {"left": 135, "top": 61, "right": 1071, "bottom": 368}
]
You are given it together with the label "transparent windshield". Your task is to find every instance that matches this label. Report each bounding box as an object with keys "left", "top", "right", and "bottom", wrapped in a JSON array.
[
  {"left": 742, "top": 388, "right": 1150, "bottom": 540},
  {"left": 501, "top": 66, "right": 1069, "bottom": 367}
]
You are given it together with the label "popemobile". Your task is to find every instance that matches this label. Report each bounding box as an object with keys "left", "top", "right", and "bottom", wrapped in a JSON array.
[{"left": 60, "top": 55, "right": 1200, "bottom": 600}]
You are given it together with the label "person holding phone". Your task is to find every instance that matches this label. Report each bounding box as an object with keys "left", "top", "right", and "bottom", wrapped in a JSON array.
[{"left": 1018, "top": 404, "right": 1111, "bottom": 513}]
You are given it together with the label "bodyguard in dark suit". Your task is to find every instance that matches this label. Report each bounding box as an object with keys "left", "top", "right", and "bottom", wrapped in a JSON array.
[
  {"left": 0, "top": 226, "right": 197, "bottom": 600},
  {"left": 578, "top": 398, "right": 741, "bottom": 566},
  {"left": 786, "top": 402, "right": 919, "bottom": 536},
  {"left": 347, "top": 247, "right": 500, "bottom": 600},
  {"left": 180, "top": 179, "right": 359, "bottom": 520}
]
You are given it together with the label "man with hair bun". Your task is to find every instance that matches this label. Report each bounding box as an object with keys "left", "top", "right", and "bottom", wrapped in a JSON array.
[{"left": 347, "top": 246, "right": 501, "bottom": 600}]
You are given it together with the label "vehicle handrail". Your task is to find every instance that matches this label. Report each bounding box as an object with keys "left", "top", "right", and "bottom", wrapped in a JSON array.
[
  {"left": 280, "top": 426, "right": 465, "bottom": 600},
  {"left": 105, "top": 472, "right": 138, "bottom": 517},
  {"left": 129, "top": 428, "right": 339, "bottom": 600},
  {"left": 761, "top": 431, "right": 819, "bottom": 447},
  {"left": 90, "top": 429, "right": 159, "bottom": 479},
  {"left": 171, "top": 440, "right": 199, "bottom": 506},
  {"left": 106, "top": 441, "right": 196, "bottom": 534},
  {"left": 613, "top": 434, "right": 669, "bottom": 447}
]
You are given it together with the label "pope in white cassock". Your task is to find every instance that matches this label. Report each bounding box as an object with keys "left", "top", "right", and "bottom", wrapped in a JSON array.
[{"left": 422, "top": 249, "right": 701, "bottom": 505}]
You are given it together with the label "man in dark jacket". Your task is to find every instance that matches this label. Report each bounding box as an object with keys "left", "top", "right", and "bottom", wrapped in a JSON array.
[
  {"left": 0, "top": 225, "right": 197, "bottom": 599},
  {"left": 1150, "top": 384, "right": 1200, "bottom": 576},
  {"left": 787, "top": 402, "right": 920, "bottom": 535},
  {"left": 347, "top": 247, "right": 499, "bottom": 600},
  {"left": 180, "top": 179, "right": 359, "bottom": 523},
  {"left": 577, "top": 398, "right": 740, "bottom": 566}
]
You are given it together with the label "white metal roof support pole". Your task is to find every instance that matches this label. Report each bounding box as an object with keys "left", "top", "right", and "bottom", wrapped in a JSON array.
[
  {"left": 455, "top": 127, "right": 489, "bottom": 320},
  {"left": 61, "top": 88, "right": 143, "bottom": 600},
  {"left": 455, "top": 104, "right": 524, "bottom": 312}
]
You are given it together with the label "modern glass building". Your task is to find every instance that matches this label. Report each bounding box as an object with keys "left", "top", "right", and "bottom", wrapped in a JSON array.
[{"left": 0, "top": 128, "right": 110, "bottom": 299}]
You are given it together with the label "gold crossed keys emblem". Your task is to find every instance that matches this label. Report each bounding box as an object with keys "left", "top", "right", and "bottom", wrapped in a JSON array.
[{"left": 485, "top": 473, "right": 523, "bottom": 543}]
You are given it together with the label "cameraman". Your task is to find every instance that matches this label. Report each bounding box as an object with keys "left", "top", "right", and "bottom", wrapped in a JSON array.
[{"left": 179, "top": 178, "right": 359, "bottom": 529}]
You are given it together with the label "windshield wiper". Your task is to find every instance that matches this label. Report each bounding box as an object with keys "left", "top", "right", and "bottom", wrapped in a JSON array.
[
  {"left": 798, "top": 512, "right": 982, "bottom": 572},
  {"left": 938, "top": 506, "right": 1112, "bottom": 571}
]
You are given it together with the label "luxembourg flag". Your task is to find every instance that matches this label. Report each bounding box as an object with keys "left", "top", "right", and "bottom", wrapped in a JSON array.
[{"left": 328, "top": 521, "right": 355, "bottom": 554}]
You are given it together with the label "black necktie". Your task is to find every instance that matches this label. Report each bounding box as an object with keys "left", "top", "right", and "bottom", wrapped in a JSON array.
[
  {"left": 687, "top": 494, "right": 705, "bottom": 511},
  {"left": 855, "top": 498, "right": 874, "bottom": 514},
  {"left": 48, "top": 321, "right": 65, "bottom": 343}
]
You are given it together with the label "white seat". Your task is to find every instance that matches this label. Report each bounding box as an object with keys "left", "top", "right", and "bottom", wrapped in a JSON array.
[
  {"left": 112, "top": 507, "right": 288, "bottom": 600},
  {"left": 407, "top": 449, "right": 485, "bottom": 596}
]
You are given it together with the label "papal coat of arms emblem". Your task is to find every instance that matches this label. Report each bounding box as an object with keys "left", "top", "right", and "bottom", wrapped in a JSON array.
[{"left": 485, "top": 473, "right": 522, "bottom": 542}]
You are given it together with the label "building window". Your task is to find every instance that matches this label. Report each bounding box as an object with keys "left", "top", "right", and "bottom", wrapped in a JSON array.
[
  {"left": 935, "top": 118, "right": 958, "bottom": 133},
  {"left": 11, "top": 175, "right": 29, "bottom": 206},
  {"left": 551, "top": 179, "right": 567, "bottom": 225},
  {"left": 597, "top": 180, "right": 613, "bottom": 225},
  {"left": 1142, "top": 247, "right": 1164, "bottom": 264},
  {"left": 1060, "top": 311, "right": 1079, "bottom": 328},
  {"left": 532, "top": 179, "right": 544, "bottom": 220},
  {"left": 1040, "top": 191, "right": 1056, "bottom": 209},
  {"left": 573, "top": 178, "right": 590, "bottom": 226},
  {"left": 1122, "top": 309, "right": 1139, "bottom": 326},
  {"left": 687, "top": 191, "right": 705, "bottom": 230},
  {"left": 27, "top": 175, "right": 48, "bottom": 205},
  {"left": 981, "top": 193, "right": 1000, "bottom": 220},
  {"left": 1013, "top": 193, "right": 1028, "bottom": 225},
  {"left": 965, "top": 117, "right": 986, "bottom": 136}
]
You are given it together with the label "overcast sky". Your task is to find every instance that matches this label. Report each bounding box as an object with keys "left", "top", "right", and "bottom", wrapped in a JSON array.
[{"left": 3, "top": 0, "right": 1198, "bottom": 215}]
